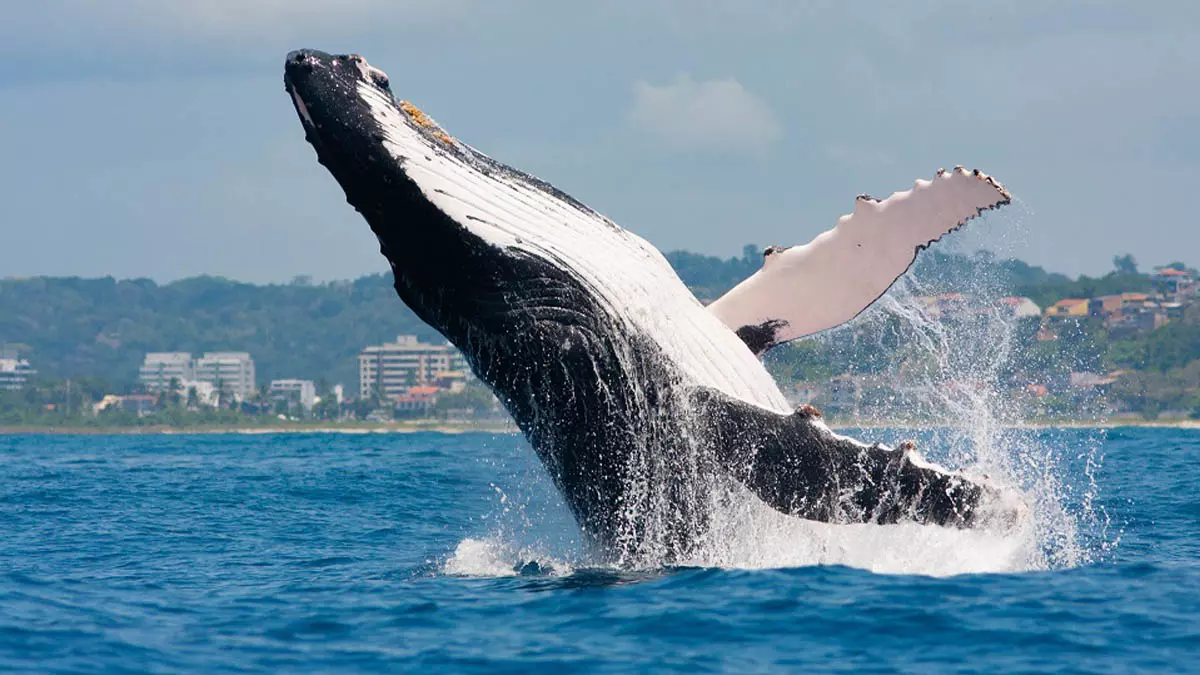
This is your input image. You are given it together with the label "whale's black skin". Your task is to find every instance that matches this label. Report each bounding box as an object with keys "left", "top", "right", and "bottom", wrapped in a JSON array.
[{"left": 283, "top": 50, "right": 994, "bottom": 561}]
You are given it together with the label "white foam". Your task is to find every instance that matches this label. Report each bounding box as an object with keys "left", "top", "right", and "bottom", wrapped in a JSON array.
[
  {"left": 446, "top": 511, "right": 1035, "bottom": 579},
  {"left": 442, "top": 537, "right": 577, "bottom": 578},
  {"left": 688, "top": 487, "right": 1038, "bottom": 576}
]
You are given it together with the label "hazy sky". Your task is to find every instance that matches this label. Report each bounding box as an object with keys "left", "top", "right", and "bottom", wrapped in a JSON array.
[{"left": 2, "top": 1, "right": 1197, "bottom": 282}]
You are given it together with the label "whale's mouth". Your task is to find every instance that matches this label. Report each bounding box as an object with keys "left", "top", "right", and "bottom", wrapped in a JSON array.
[{"left": 283, "top": 49, "right": 394, "bottom": 153}]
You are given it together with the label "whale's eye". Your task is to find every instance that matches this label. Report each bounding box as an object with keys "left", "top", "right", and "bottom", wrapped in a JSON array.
[{"left": 372, "top": 71, "right": 390, "bottom": 89}]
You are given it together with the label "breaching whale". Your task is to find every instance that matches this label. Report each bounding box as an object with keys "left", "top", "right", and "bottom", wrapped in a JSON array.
[{"left": 283, "top": 50, "right": 1016, "bottom": 563}]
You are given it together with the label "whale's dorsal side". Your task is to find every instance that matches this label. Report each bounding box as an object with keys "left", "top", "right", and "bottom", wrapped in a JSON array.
[{"left": 708, "top": 169, "right": 1011, "bottom": 355}]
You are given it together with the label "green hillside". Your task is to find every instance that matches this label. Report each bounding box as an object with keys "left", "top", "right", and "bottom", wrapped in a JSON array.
[
  {"left": 0, "top": 274, "right": 438, "bottom": 388},
  {"left": 1, "top": 249, "right": 1195, "bottom": 409}
]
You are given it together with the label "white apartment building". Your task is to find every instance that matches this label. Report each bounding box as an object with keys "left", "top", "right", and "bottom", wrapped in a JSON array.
[
  {"left": 194, "top": 352, "right": 257, "bottom": 401},
  {"left": 0, "top": 355, "right": 35, "bottom": 391},
  {"left": 358, "top": 335, "right": 469, "bottom": 399},
  {"left": 269, "top": 379, "right": 317, "bottom": 412},
  {"left": 138, "top": 352, "right": 195, "bottom": 391}
]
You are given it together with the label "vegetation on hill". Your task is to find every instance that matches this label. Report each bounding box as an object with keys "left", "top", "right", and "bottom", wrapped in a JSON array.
[
  {"left": 0, "top": 274, "right": 437, "bottom": 388},
  {"left": 1, "top": 248, "right": 1196, "bottom": 420},
  {"left": 664, "top": 245, "right": 763, "bottom": 301}
]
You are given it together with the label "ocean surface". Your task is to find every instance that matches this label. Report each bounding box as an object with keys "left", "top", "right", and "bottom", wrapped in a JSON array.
[{"left": 1, "top": 427, "right": 1197, "bottom": 673}]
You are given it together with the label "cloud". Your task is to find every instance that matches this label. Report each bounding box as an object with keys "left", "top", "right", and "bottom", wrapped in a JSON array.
[
  {"left": 629, "top": 74, "right": 781, "bottom": 154},
  {"left": 0, "top": 0, "right": 473, "bottom": 82},
  {"left": 2, "top": 1, "right": 468, "bottom": 37},
  {"left": 115, "top": 0, "right": 470, "bottom": 36}
]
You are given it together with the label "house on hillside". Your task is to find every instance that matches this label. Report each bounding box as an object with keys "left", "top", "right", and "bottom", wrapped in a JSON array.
[
  {"left": 1088, "top": 295, "right": 1125, "bottom": 323},
  {"left": 1153, "top": 267, "right": 1195, "bottom": 300},
  {"left": 1039, "top": 298, "right": 1091, "bottom": 340},
  {"left": 1163, "top": 302, "right": 1186, "bottom": 320},
  {"left": 1105, "top": 293, "right": 1168, "bottom": 337},
  {"left": 1044, "top": 298, "right": 1089, "bottom": 320}
]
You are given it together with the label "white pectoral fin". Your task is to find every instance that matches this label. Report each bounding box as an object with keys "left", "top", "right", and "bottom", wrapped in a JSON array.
[{"left": 708, "top": 167, "right": 1011, "bottom": 354}]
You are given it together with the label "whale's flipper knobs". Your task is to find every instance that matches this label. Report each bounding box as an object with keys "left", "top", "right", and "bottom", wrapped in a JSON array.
[{"left": 708, "top": 165, "right": 1012, "bottom": 354}]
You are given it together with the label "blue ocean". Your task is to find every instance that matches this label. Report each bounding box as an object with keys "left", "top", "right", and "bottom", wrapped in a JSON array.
[{"left": 1, "top": 427, "right": 1197, "bottom": 673}]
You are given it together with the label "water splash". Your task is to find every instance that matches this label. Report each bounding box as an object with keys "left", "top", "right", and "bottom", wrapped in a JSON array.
[
  {"left": 442, "top": 537, "right": 577, "bottom": 578},
  {"left": 450, "top": 211, "right": 1111, "bottom": 577},
  {"left": 767, "top": 212, "right": 1111, "bottom": 571}
]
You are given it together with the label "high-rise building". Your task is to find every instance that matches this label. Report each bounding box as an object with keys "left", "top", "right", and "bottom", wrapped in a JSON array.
[
  {"left": 269, "top": 379, "right": 317, "bottom": 413},
  {"left": 138, "top": 352, "right": 195, "bottom": 391},
  {"left": 194, "top": 352, "right": 257, "bottom": 401},
  {"left": 358, "top": 335, "right": 469, "bottom": 400},
  {"left": 0, "top": 352, "right": 35, "bottom": 391}
]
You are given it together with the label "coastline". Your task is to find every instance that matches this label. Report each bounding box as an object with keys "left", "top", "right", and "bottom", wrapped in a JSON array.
[
  {"left": 0, "top": 420, "right": 521, "bottom": 436},
  {"left": 1, "top": 419, "right": 1196, "bottom": 435}
]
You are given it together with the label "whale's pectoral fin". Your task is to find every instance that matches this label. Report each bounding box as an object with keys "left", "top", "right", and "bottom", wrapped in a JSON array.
[
  {"left": 695, "top": 390, "right": 1003, "bottom": 528},
  {"left": 707, "top": 168, "right": 1011, "bottom": 355}
]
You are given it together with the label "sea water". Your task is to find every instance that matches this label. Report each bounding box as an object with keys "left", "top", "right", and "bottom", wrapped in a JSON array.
[{"left": 1, "top": 429, "right": 1196, "bottom": 673}]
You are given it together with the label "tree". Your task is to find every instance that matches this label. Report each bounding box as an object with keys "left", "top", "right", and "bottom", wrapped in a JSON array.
[
  {"left": 1163, "top": 261, "right": 1200, "bottom": 277},
  {"left": 1112, "top": 253, "right": 1139, "bottom": 276},
  {"left": 741, "top": 243, "right": 761, "bottom": 264}
]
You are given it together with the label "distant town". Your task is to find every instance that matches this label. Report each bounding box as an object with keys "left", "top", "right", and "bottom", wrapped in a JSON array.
[
  {"left": 0, "top": 250, "right": 1196, "bottom": 428},
  {"left": 766, "top": 263, "right": 1199, "bottom": 423},
  {"left": 0, "top": 335, "right": 505, "bottom": 428}
]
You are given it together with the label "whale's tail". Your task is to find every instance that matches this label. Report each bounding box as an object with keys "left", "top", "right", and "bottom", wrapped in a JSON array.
[{"left": 695, "top": 389, "right": 1023, "bottom": 528}]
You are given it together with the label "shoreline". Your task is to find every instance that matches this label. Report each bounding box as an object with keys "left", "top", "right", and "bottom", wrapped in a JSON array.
[
  {"left": 0, "top": 420, "right": 521, "bottom": 436},
  {"left": 1, "top": 419, "right": 1196, "bottom": 435}
]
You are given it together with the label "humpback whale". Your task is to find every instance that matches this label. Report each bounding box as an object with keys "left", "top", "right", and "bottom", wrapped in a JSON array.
[{"left": 283, "top": 50, "right": 1016, "bottom": 564}]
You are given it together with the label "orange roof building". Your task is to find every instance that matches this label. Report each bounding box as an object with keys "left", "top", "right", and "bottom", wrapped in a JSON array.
[{"left": 1044, "top": 298, "right": 1089, "bottom": 318}]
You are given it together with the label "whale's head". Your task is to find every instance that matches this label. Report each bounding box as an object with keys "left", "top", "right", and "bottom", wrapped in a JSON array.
[
  {"left": 283, "top": 49, "right": 659, "bottom": 365},
  {"left": 284, "top": 50, "right": 396, "bottom": 194},
  {"left": 284, "top": 49, "right": 557, "bottom": 343}
]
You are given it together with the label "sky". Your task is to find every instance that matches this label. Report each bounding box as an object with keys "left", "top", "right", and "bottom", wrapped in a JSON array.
[{"left": 2, "top": 1, "right": 1197, "bottom": 283}]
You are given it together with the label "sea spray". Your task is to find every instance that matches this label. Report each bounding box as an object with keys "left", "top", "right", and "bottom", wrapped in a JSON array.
[
  {"left": 450, "top": 217, "right": 1112, "bottom": 576},
  {"left": 766, "top": 222, "right": 1110, "bottom": 571}
]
